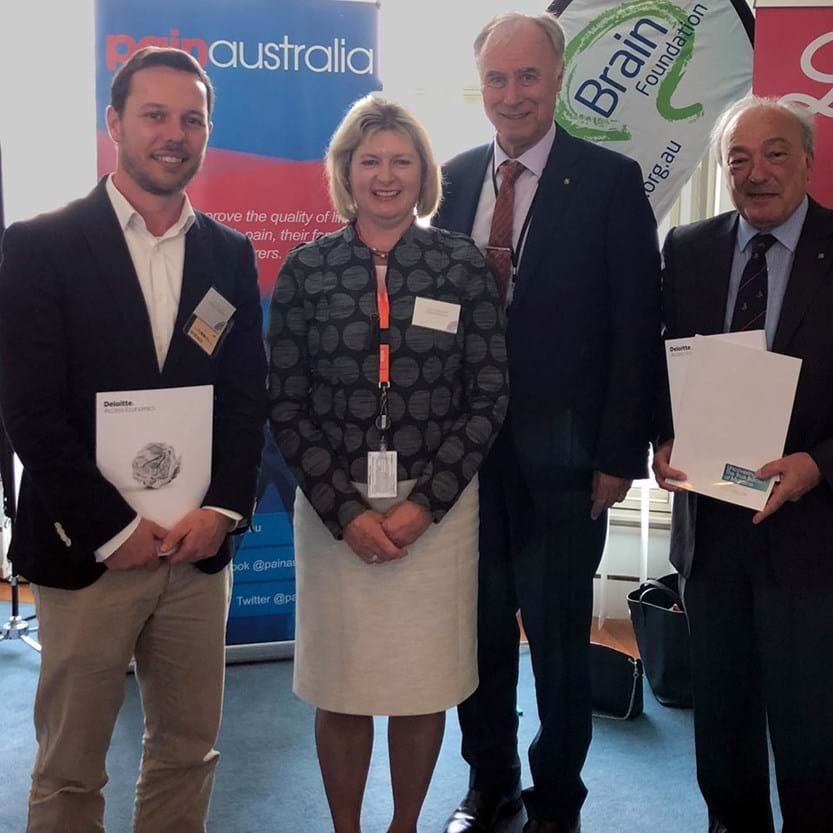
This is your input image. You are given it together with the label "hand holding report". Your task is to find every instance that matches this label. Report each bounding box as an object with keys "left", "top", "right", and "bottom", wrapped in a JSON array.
[
  {"left": 669, "top": 337, "right": 801, "bottom": 511},
  {"left": 752, "top": 451, "right": 823, "bottom": 524}
]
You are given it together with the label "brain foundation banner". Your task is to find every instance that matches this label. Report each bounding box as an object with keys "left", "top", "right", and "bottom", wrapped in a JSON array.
[
  {"left": 754, "top": 0, "right": 833, "bottom": 208},
  {"left": 549, "top": 0, "right": 754, "bottom": 221},
  {"left": 94, "top": 0, "right": 380, "bottom": 648}
]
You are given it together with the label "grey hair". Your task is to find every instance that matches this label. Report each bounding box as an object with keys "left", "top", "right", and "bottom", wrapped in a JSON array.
[
  {"left": 474, "top": 11, "right": 565, "bottom": 68},
  {"left": 325, "top": 93, "right": 442, "bottom": 222},
  {"left": 711, "top": 95, "right": 816, "bottom": 163}
]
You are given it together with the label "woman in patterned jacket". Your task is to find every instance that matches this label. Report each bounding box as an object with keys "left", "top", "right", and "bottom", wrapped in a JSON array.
[{"left": 267, "top": 93, "right": 509, "bottom": 833}]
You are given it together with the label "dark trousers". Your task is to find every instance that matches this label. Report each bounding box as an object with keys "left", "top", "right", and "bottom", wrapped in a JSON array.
[
  {"left": 684, "top": 499, "right": 833, "bottom": 833},
  {"left": 457, "top": 423, "right": 606, "bottom": 824}
]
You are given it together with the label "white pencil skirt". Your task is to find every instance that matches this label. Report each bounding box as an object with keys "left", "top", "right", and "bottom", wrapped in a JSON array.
[{"left": 292, "top": 477, "right": 479, "bottom": 716}]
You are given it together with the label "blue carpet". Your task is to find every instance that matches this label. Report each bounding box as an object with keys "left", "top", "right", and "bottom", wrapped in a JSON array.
[{"left": 0, "top": 617, "right": 780, "bottom": 832}]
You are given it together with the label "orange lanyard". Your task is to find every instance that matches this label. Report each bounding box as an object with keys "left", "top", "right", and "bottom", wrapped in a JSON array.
[
  {"left": 376, "top": 266, "right": 390, "bottom": 386},
  {"left": 374, "top": 265, "right": 391, "bottom": 445}
]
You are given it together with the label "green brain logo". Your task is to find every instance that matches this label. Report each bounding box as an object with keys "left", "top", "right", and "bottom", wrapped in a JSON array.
[{"left": 556, "top": 0, "right": 705, "bottom": 142}]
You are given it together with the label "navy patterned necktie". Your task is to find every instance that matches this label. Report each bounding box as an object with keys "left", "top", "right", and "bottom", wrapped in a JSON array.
[{"left": 731, "top": 233, "right": 776, "bottom": 332}]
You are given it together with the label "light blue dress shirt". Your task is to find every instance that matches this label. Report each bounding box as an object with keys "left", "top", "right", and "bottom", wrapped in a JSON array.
[{"left": 723, "top": 196, "right": 809, "bottom": 349}]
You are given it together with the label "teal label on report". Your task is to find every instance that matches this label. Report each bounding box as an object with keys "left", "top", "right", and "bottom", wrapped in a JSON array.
[{"left": 722, "top": 463, "right": 768, "bottom": 492}]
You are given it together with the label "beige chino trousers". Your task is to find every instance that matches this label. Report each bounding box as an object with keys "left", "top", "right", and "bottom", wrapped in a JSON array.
[{"left": 27, "top": 561, "right": 232, "bottom": 833}]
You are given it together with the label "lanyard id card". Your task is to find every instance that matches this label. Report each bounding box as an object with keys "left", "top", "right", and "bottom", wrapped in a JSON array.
[
  {"left": 367, "top": 450, "right": 397, "bottom": 498},
  {"left": 367, "top": 262, "right": 398, "bottom": 499}
]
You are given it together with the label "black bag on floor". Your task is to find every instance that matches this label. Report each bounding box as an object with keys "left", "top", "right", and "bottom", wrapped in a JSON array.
[
  {"left": 589, "top": 642, "right": 643, "bottom": 720},
  {"left": 627, "top": 574, "right": 693, "bottom": 708}
]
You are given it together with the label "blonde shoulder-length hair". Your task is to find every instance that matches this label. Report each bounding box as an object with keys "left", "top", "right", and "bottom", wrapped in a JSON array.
[{"left": 326, "top": 93, "right": 442, "bottom": 222}]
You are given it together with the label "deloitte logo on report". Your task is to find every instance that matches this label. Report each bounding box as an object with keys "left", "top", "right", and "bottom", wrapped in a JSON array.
[{"left": 556, "top": 0, "right": 708, "bottom": 143}]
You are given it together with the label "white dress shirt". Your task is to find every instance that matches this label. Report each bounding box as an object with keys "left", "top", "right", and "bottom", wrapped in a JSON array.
[
  {"left": 471, "top": 123, "right": 557, "bottom": 306},
  {"left": 96, "top": 176, "right": 239, "bottom": 560}
]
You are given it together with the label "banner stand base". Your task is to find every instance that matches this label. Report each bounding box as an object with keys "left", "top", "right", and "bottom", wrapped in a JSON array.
[{"left": 225, "top": 640, "right": 294, "bottom": 664}]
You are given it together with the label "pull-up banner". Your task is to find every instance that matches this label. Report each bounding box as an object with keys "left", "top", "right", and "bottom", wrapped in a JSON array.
[
  {"left": 94, "top": 0, "right": 381, "bottom": 651},
  {"left": 549, "top": 0, "right": 754, "bottom": 221},
  {"left": 754, "top": 0, "right": 833, "bottom": 207}
]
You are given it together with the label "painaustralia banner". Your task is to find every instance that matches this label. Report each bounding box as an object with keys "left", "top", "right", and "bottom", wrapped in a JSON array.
[
  {"left": 94, "top": 0, "right": 380, "bottom": 646},
  {"left": 549, "top": 0, "right": 754, "bottom": 221}
]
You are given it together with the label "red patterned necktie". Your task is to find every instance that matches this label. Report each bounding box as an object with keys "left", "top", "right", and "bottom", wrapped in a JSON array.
[{"left": 486, "top": 160, "right": 526, "bottom": 305}]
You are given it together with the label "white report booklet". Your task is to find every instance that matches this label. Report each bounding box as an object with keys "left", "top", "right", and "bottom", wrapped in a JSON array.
[
  {"left": 669, "top": 337, "right": 801, "bottom": 511},
  {"left": 96, "top": 385, "right": 213, "bottom": 527},
  {"left": 665, "top": 330, "right": 767, "bottom": 432}
]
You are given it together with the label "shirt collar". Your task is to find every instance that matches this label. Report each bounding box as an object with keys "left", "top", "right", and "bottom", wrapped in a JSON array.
[
  {"left": 736, "top": 195, "right": 808, "bottom": 254},
  {"left": 493, "top": 122, "right": 556, "bottom": 179},
  {"left": 106, "top": 174, "right": 196, "bottom": 239}
]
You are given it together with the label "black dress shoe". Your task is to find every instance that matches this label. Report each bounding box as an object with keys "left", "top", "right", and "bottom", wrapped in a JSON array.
[{"left": 443, "top": 788, "right": 524, "bottom": 833}]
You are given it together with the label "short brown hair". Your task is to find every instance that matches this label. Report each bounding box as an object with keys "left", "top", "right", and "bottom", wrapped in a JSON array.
[
  {"left": 326, "top": 93, "right": 442, "bottom": 222},
  {"left": 110, "top": 46, "right": 215, "bottom": 116}
]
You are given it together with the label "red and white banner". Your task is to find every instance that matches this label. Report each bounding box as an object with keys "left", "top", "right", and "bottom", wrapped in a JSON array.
[{"left": 754, "top": 0, "right": 833, "bottom": 207}]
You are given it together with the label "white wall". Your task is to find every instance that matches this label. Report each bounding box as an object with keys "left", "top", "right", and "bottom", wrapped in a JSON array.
[
  {"left": 0, "top": 1, "right": 97, "bottom": 223},
  {"left": 380, "top": 0, "right": 549, "bottom": 164}
]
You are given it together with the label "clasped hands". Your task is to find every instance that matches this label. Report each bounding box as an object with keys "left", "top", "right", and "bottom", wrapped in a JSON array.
[
  {"left": 652, "top": 440, "right": 821, "bottom": 524},
  {"left": 105, "top": 508, "right": 233, "bottom": 571},
  {"left": 343, "top": 501, "right": 431, "bottom": 566}
]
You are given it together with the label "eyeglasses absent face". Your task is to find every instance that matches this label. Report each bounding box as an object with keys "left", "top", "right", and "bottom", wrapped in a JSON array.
[
  {"left": 477, "top": 21, "right": 563, "bottom": 159},
  {"left": 723, "top": 107, "right": 813, "bottom": 232}
]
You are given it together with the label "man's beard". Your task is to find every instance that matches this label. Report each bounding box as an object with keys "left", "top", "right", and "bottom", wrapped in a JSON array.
[{"left": 121, "top": 146, "right": 202, "bottom": 196}]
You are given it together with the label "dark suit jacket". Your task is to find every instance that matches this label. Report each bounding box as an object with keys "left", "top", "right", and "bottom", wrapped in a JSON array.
[
  {"left": 435, "top": 125, "right": 660, "bottom": 491},
  {"left": 0, "top": 178, "right": 267, "bottom": 589},
  {"left": 660, "top": 199, "right": 833, "bottom": 589}
]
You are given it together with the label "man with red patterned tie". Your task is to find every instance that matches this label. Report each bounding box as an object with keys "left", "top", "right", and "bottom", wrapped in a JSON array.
[{"left": 434, "top": 11, "right": 660, "bottom": 833}]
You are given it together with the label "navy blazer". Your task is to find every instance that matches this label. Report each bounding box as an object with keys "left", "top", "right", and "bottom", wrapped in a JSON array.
[
  {"left": 661, "top": 199, "right": 833, "bottom": 589},
  {"left": 0, "top": 178, "right": 267, "bottom": 589},
  {"left": 435, "top": 125, "right": 661, "bottom": 487}
]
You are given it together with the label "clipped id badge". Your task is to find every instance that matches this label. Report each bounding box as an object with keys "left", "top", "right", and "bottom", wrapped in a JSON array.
[
  {"left": 184, "top": 287, "right": 236, "bottom": 356},
  {"left": 367, "top": 450, "right": 398, "bottom": 498}
]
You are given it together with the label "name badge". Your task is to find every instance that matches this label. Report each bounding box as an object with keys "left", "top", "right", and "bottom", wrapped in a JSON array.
[
  {"left": 367, "top": 451, "right": 398, "bottom": 498},
  {"left": 412, "top": 297, "right": 461, "bottom": 334},
  {"left": 185, "top": 288, "right": 236, "bottom": 356}
]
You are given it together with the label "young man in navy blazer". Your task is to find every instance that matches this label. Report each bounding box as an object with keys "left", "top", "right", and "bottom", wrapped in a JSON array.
[
  {"left": 0, "top": 48, "right": 266, "bottom": 833},
  {"left": 435, "top": 12, "right": 660, "bottom": 833}
]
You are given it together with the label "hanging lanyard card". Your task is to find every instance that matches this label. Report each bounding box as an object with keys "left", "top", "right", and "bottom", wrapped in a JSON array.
[{"left": 367, "top": 450, "right": 398, "bottom": 498}]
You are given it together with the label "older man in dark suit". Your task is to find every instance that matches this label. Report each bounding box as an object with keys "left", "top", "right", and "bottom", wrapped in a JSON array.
[
  {"left": 0, "top": 48, "right": 266, "bottom": 833},
  {"left": 654, "top": 96, "right": 833, "bottom": 833},
  {"left": 435, "top": 12, "right": 660, "bottom": 833}
]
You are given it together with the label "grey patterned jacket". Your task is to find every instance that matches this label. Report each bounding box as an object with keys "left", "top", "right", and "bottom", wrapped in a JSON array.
[{"left": 267, "top": 222, "right": 510, "bottom": 539}]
